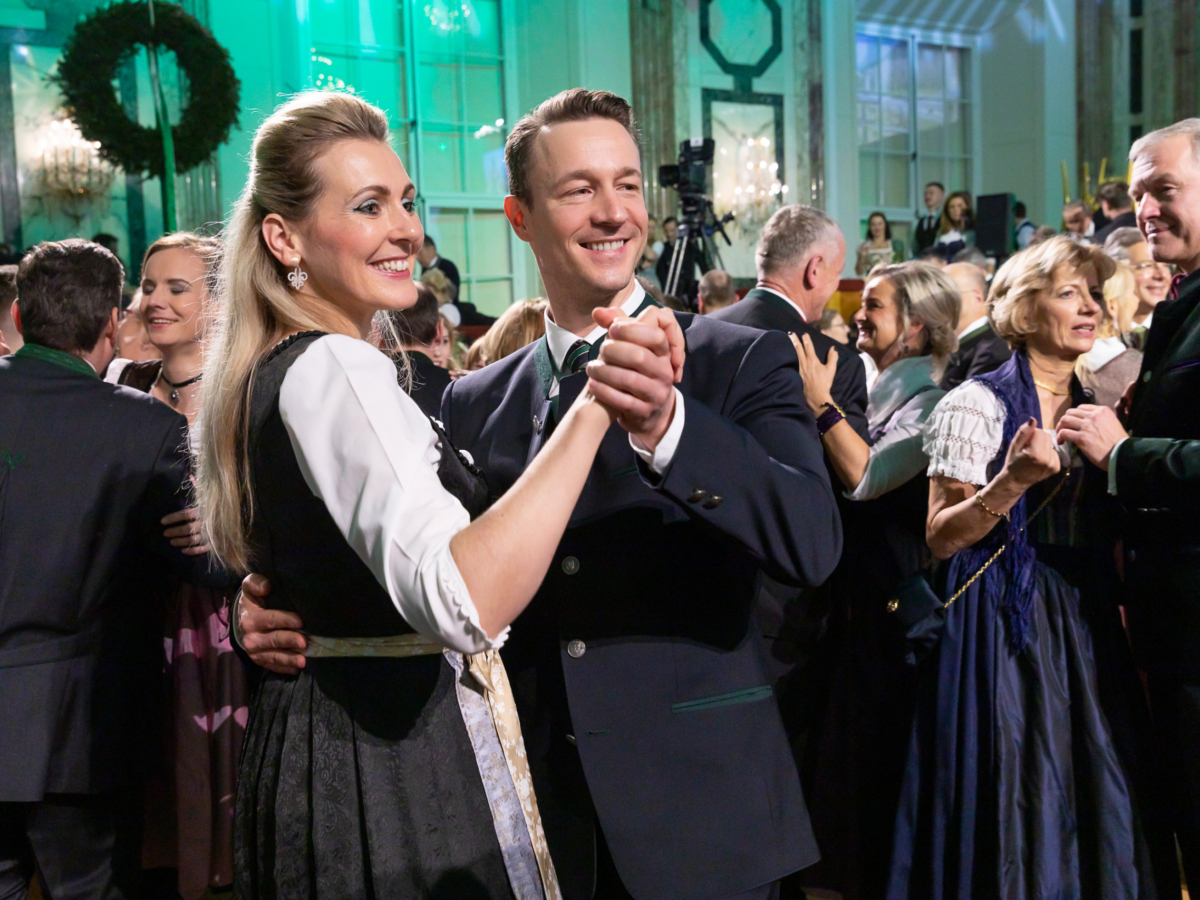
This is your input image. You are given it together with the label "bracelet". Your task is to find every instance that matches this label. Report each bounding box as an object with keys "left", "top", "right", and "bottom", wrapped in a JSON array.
[
  {"left": 815, "top": 403, "right": 844, "bottom": 436},
  {"left": 974, "top": 491, "right": 1010, "bottom": 520}
]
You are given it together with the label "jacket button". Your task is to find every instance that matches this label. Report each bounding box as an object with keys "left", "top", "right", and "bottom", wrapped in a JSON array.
[
  {"left": 562, "top": 556, "right": 580, "bottom": 575},
  {"left": 702, "top": 494, "right": 724, "bottom": 509},
  {"left": 1143, "top": 371, "right": 1152, "bottom": 382},
  {"left": 687, "top": 489, "right": 710, "bottom": 504},
  {"left": 567, "top": 640, "right": 586, "bottom": 658}
]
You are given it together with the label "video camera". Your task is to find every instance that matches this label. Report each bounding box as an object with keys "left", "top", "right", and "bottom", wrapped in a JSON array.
[
  {"left": 659, "top": 138, "right": 715, "bottom": 216},
  {"left": 657, "top": 138, "right": 733, "bottom": 301}
]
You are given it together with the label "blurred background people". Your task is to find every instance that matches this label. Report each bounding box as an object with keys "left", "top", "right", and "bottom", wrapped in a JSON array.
[
  {"left": 1062, "top": 198, "right": 1095, "bottom": 240},
  {"left": 794, "top": 262, "right": 959, "bottom": 900},
  {"left": 1014, "top": 201, "right": 1037, "bottom": 250},
  {"left": 697, "top": 268, "right": 736, "bottom": 314},
  {"left": 940, "top": 261, "right": 1011, "bottom": 389},
  {"left": 113, "top": 288, "right": 162, "bottom": 365},
  {"left": 0, "top": 263, "right": 19, "bottom": 353},
  {"left": 382, "top": 281, "right": 452, "bottom": 417},
  {"left": 464, "top": 297, "right": 548, "bottom": 371},
  {"left": 913, "top": 181, "right": 945, "bottom": 257},
  {"left": 1076, "top": 258, "right": 1143, "bottom": 409},
  {"left": 818, "top": 308, "right": 850, "bottom": 344},
  {"left": 1103, "top": 226, "right": 1170, "bottom": 340},
  {"left": 934, "top": 191, "right": 974, "bottom": 261},
  {"left": 415, "top": 235, "right": 459, "bottom": 297},
  {"left": 855, "top": 211, "right": 905, "bottom": 275},
  {"left": 655, "top": 215, "right": 699, "bottom": 303},
  {"left": 1094, "top": 181, "right": 1137, "bottom": 244}
]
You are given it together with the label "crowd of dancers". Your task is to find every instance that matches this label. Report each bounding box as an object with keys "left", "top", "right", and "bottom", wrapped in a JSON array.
[{"left": 2, "top": 87, "right": 1200, "bottom": 900}]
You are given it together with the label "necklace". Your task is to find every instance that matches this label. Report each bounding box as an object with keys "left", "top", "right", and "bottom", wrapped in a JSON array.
[
  {"left": 158, "top": 367, "right": 202, "bottom": 403},
  {"left": 1033, "top": 378, "right": 1069, "bottom": 396}
]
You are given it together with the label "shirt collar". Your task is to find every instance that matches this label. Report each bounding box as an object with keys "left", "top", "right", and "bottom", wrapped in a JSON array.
[
  {"left": 14, "top": 341, "right": 99, "bottom": 378},
  {"left": 957, "top": 316, "right": 990, "bottom": 339},
  {"left": 867, "top": 355, "right": 937, "bottom": 433},
  {"left": 544, "top": 281, "right": 647, "bottom": 369},
  {"left": 754, "top": 285, "right": 808, "bottom": 322}
]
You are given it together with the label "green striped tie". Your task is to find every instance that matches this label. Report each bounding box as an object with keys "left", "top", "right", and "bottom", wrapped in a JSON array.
[{"left": 564, "top": 339, "right": 591, "bottom": 375}]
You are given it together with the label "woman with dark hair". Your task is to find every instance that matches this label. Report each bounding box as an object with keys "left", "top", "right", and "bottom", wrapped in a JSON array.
[
  {"left": 856, "top": 211, "right": 906, "bottom": 275},
  {"left": 888, "top": 235, "right": 1175, "bottom": 899},
  {"left": 934, "top": 191, "right": 975, "bottom": 262}
]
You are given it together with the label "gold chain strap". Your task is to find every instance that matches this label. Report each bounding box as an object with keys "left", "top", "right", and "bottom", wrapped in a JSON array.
[{"left": 943, "top": 470, "right": 1070, "bottom": 609}]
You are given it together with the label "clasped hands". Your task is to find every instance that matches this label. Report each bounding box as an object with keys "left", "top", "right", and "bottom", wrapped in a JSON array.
[{"left": 236, "top": 303, "right": 686, "bottom": 676}]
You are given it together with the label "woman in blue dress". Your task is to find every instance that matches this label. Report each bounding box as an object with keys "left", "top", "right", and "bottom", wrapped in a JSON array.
[{"left": 888, "top": 235, "right": 1176, "bottom": 899}]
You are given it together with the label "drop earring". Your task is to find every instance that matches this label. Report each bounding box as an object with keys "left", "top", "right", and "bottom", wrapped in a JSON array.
[{"left": 287, "top": 258, "right": 308, "bottom": 291}]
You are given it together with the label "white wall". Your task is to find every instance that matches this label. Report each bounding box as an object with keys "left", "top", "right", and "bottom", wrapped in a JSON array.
[{"left": 978, "top": 0, "right": 1076, "bottom": 228}]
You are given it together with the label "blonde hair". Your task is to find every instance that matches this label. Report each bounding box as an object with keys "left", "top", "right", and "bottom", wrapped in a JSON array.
[
  {"left": 988, "top": 234, "right": 1116, "bottom": 349},
  {"left": 1100, "top": 261, "right": 1138, "bottom": 337},
  {"left": 867, "top": 262, "right": 961, "bottom": 382},
  {"left": 469, "top": 298, "right": 548, "bottom": 368},
  {"left": 421, "top": 267, "right": 454, "bottom": 304},
  {"left": 197, "top": 91, "right": 392, "bottom": 572},
  {"left": 141, "top": 231, "right": 224, "bottom": 300}
]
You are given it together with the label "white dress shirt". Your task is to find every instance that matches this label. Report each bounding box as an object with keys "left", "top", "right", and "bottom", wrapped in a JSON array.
[
  {"left": 957, "top": 316, "right": 990, "bottom": 340},
  {"left": 753, "top": 285, "right": 808, "bottom": 323},
  {"left": 278, "top": 334, "right": 503, "bottom": 655},
  {"left": 542, "top": 282, "right": 685, "bottom": 474}
]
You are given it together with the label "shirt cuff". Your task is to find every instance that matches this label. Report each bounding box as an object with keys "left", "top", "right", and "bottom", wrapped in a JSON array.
[
  {"left": 1107, "top": 437, "right": 1128, "bottom": 496},
  {"left": 629, "top": 387, "right": 686, "bottom": 475}
]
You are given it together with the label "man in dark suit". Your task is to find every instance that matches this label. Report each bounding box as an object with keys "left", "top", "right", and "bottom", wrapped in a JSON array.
[
  {"left": 1058, "top": 120, "right": 1200, "bottom": 889},
  {"left": 708, "top": 204, "right": 868, "bottom": 439},
  {"left": 940, "top": 261, "right": 1011, "bottom": 389},
  {"left": 416, "top": 235, "right": 497, "bottom": 327},
  {"left": 385, "top": 281, "right": 453, "bottom": 417},
  {"left": 239, "top": 88, "right": 841, "bottom": 900},
  {"left": 913, "top": 181, "right": 945, "bottom": 256},
  {"left": 0, "top": 240, "right": 198, "bottom": 898},
  {"left": 1093, "top": 180, "right": 1139, "bottom": 245}
]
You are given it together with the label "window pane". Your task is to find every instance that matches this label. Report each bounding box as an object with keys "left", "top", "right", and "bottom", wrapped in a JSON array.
[
  {"left": 360, "top": 0, "right": 401, "bottom": 47},
  {"left": 470, "top": 210, "right": 511, "bottom": 277},
  {"left": 310, "top": 0, "right": 351, "bottom": 45},
  {"left": 463, "top": 64, "right": 503, "bottom": 124},
  {"left": 464, "top": 131, "right": 507, "bottom": 194},
  {"left": 946, "top": 158, "right": 969, "bottom": 194},
  {"left": 423, "top": 207, "right": 469, "bottom": 271},
  {"left": 471, "top": 279, "right": 512, "bottom": 314},
  {"left": 917, "top": 44, "right": 942, "bottom": 98},
  {"left": 859, "top": 151, "right": 879, "bottom": 207},
  {"left": 857, "top": 96, "right": 880, "bottom": 147},
  {"left": 392, "top": 126, "right": 413, "bottom": 172},
  {"left": 419, "top": 62, "right": 462, "bottom": 123},
  {"left": 463, "top": 0, "right": 502, "bottom": 56},
  {"left": 945, "top": 103, "right": 968, "bottom": 155},
  {"left": 856, "top": 36, "right": 879, "bottom": 94},
  {"left": 881, "top": 96, "right": 909, "bottom": 152},
  {"left": 882, "top": 154, "right": 909, "bottom": 208},
  {"left": 880, "top": 39, "right": 908, "bottom": 96},
  {"left": 917, "top": 99, "right": 943, "bottom": 154},
  {"left": 919, "top": 158, "right": 945, "bottom": 196},
  {"left": 421, "top": 132, "right": 464, "bottom": 192},
  {"left": 945, "top": 48, "right": 967, "bottom": 100},
  {"left": 415, "top": 2, "right": 460, "bottom": 55}
]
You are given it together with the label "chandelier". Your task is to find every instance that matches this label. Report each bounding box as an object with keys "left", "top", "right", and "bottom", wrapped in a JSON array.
[
  {"left": 713, "top": 134, "right": 787, "bottom": 239},
  {"left": 36, "top": 117, "right": 115, "bottom": 225}
]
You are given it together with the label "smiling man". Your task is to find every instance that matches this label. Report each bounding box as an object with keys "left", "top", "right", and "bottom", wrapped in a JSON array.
[
  {"left": 1058, "top": 118, "right": 1200, "bottom": 888},
  {"left": 240, "top": 89, "right": 843, "bottom": 899}
]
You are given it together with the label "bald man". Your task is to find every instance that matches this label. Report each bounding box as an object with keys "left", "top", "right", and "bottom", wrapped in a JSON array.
[{"left": 938, "top": 261, "right": 1011, "bottom": 389}]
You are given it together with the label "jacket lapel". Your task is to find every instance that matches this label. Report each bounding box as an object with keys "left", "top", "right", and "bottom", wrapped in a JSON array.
[
  {"left": 527, "top": 338, "right": 555, "bottom": 466},
  {"left": 1131, "top": 280, "right": 1200, "bottom": 431}
]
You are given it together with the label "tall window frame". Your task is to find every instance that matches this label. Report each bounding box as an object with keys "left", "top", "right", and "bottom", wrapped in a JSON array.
[{"left": 855, "top": 25, "right": 979, "bottom": 248}]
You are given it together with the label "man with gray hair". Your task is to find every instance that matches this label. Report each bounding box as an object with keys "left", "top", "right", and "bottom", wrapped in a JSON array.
[
  {"left": 939, "top": 261, "right": 1010, "bottom": 389},
  {"left": 1058, "top": 117, "right": 1200, "bottom": 890},
  {"left": 696, "top": 268, "right": 736, "bottom": 315},
  {"left": 710, "top": 204, "right": 868, "bottom": 437}
]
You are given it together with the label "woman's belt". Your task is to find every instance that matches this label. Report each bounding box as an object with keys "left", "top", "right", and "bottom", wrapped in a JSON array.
[{"left": 301, "top": 632, "right": 562, "bottom": 900}]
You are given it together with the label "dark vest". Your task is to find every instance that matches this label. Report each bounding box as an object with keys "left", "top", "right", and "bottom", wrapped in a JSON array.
[{"left": 246, "top": 333, "right": 488, "bottom": 637}]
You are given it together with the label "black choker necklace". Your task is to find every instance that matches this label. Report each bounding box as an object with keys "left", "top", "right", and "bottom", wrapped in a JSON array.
[{"left": 158, "top": 368, "right": 202, "bottom": 402}]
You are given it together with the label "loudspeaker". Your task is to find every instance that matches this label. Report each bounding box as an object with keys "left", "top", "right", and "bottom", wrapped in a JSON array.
[{"left": 975, "top": 193, "right": 1015, "bottom": 261}]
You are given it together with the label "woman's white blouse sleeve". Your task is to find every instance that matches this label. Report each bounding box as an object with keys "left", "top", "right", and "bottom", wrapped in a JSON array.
[
  {"left": 849, "top": 388, "right": 945, "bottom": 501},
  {"left": 278, "top": 334, "right": 504, "bottom": 654},
  {"left": 922, "top": 381, "right": 1007, "bottom": 486}
]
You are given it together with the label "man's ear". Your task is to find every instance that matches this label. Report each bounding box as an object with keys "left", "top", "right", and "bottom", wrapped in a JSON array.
[
  {"left": 11, "top": 300, "right": 21, "bottom": 336},
  {"left": 504, "top": 195, "right": 531, "bottom": 243},
  {"left": 803, "top": 255, "right": 823, "bottom": 291},
  {"left": 261, "top": 213, "right": 305, "bottom": 267}
]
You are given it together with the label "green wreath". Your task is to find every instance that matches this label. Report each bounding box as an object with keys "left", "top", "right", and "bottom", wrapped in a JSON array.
[{"left": 53, "top": 1, "right": 241, "bottom": 179}]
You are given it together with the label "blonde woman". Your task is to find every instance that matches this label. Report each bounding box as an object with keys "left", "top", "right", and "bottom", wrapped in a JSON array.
[
  {"left": 792, "top": 263, "right": 960, "bottom": 899},
  {"left": 469, "top": 298, "right": 548, "bottom": 369},
  {"left": 197, "top": 92, "right": 674, "bottom": 897},
  {"left": 1077, "top": 261, "right": 1143, "bottom": 408},
  {"left": 888, "top": 236, "right": 1171, "bottom": 898},
  {"left": 105, "top": 232, "right": 245, "bottom": 896}
]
